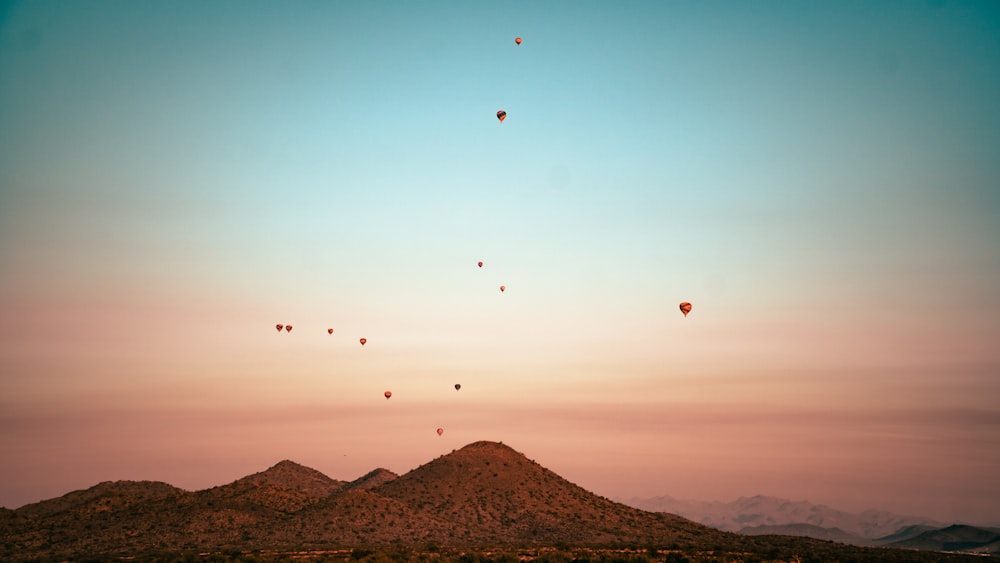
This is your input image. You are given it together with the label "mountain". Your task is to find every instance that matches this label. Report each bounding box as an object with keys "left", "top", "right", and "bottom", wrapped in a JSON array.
[
  {"left": 372, "top": 441, "right": 706, "bottom": 546},
  {"left": 345, "top": 467, "right": 399, "bottom": 490},
  {"left": 887, "top": 524, "right": 1000, "bottom": 554},
  {"left": 12, "top": 480, "right": 186, "bottom": 519},
  {"left": 873, "top": 524, "right": 940, "bottom": 544},
  {"left": 192, "top": 459, "right": 346, "bottom": 513},
  {"left": 1, "top": 441, "right": 989, "bottom": 561},
  {"left": 620, "top": 493, "right": 943, "bottom": 540},
  {"left": 737, "top": 523, "right": 870, "bottom": 545},
  {"left": 239, "top": 460, "right": 346, "bottom": 495}
]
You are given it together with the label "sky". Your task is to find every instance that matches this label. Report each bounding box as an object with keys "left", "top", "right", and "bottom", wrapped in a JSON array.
[{"left": 1, "top": 0, "right": 998, "bottom": 525}]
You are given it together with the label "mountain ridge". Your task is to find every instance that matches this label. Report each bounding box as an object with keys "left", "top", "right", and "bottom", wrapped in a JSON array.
[
  {"left": 1, "top": 441, "right": 989, "bottom": 561},
  {"left": 619, "top": 493, "right": 947, "bottom": 539}
]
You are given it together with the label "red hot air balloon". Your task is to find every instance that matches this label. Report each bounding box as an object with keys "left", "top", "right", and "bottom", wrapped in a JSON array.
[
  {"left": 275, "top": 324, "right": 283, "bottom": 332},
  {"left": 285, "top": 325, "right": 293, "bottom": 332},
  {"left": 497, "top": 110, "right": 506, "bottom": 123},
  {"left": 679, "top": 302, "right": 692, "bottom": 317},
  {"left": 384, "top": 390, "right": 392, "bottom": 400},
  {"left": 436, "top": 428, "right": 444, "bottom": 436},
  {"left": 477, "top": 261, "right": 483, "bottom": 268},
  {"left": 515, "top": 37, "right": 522, "bottom": 45},
  {"left": 360, "top": 337, "right": 367, "bottom": 346},
  {"left": 455, "top": 384, "right": 461, "bottom": 391},
  {"left": 328, "top": 328, "right": 334, "bottom": 334},
  {"left": 499, "top": 285, "right": 506, "bottom": 293}
]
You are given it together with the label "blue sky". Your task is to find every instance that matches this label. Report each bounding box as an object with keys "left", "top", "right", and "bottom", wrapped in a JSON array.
[{"left": 1, "top": 0, "right": 999, "bottom": 523}]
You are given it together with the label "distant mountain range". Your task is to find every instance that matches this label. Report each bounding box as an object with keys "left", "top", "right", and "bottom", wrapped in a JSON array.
[
  {"left": 617, "top": 494, "right": 943, "bottom": 539},
  {"left": 0, "top": 442, "right": 990, "bottom": 561},
  {"left": 619, "top": 494, "right": 1000, "bottom": 554}
]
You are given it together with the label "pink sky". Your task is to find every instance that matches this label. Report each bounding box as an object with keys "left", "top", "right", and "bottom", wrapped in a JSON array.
[{"left": 2, "top": 0, "right": 999, "bottom": 528}]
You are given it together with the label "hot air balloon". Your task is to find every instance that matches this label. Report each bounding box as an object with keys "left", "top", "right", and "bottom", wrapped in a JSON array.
[
  {"left": 275, "top": 324, "right": 283, "bottom": 332},
  {"left": 285, "top": 325, "right": 293, "bottom": 332},
  {"left": 328, "top": 328, "right": 334, "bottom": 335},
  {"left": 499, "top": 285, "right": 506, "bottom": 292},
  {"left": 515, "top": 37, "right": 522, "bottom": 45},
  {"left": 384, "top": 390, "right": 392, "bottom": 400},
  {"left": 454, "top": 384, "right": 461, "bottom": 391},
  {"left": 679, "top": 302, "right": 692, "bottom": 317},
  {"left": 436, "top": 428, "right": 444, "bottom": 436},
  {"left": 477, "top": 261, "right": 483, "bottom": 268},
  {"left": 497, "top": 110, "right": 506, "bottom": 123},
  {"left": 360, "top": 337, "right": 367, "bottom": 346}
]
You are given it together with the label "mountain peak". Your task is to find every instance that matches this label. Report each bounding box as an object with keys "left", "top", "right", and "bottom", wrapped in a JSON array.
[
  {"left": 267, "top": 459, "right": 303, "bottom": 470},
  {"left": 239, "top": 460, "right": 344, "bottom": 496},
  {"left": 345, "top": 468, "right": 398, "bottom": 490},
  {"left": 6, "top": 441, "right": 985, "bottom": 560},
  {"left": 372, "top": 440, "right": 702, "bottom": 546},
  {"left": 451, "top": 440, "right": 529, "bottom": 460}
]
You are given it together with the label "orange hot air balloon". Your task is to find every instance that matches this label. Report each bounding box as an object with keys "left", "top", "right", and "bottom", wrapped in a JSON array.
[
  {"left": 454, "top": 384, "right": 461, "bottom": 391},
  {"left": 679, "top": 302, "right": 692, "bottom": 317},
  {"left": 497, "top": 110, "right": 506, "bottom": 123},
  {"left": 499, "top": 285, "right": 506, "bottom": 292},
  {"left": 477, "top": 261, "right": 483, "bottom": 268},
  {"left": 275, "top": 324, "right": 283, "bottom": 332},
  {"left": 328, "top": 328, "right": 334, "bottom": 334},
  {"left": 285, "top": 324, "right": 293, "bottom": 332},
  {"left": 384, "top": 391, "right": 391, "bottom": 400},
  {"left": 360, "top": 337, "right": 367, "bottom": 346},
  {"left": 436, "top": 428, "right": 444, "bottom": 436},
  {"left": 515, "top": 37, "right": 522, "bottom": 45}
]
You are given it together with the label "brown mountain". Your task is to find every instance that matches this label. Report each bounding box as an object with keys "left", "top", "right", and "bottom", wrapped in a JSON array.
[
  {"left": 240, "top": 460, "right": 346, "bottom": 495},
  {"left": 372, "top": 441, "right": 705, "bottom": 546},
  {"left": 1, "top": 441, "right": 990, "bottom": 561},
  {"left": 191, "top": 459, "right": 345, "bottom": 513},
  {"left": 345, "top": 468, "right": 399, "bottom": 490},
  {"left": 12, "top": 480, "right": 185, "bottom": 519}
]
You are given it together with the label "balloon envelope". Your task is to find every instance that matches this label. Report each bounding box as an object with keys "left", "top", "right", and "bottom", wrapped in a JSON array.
[
  {"left": 477, "top": 261, "right": 483, "bottom": 268},
  {"left": 384, "top": 391, "right": 391, "bottom": 399},
  {"left": 285, "top": 325, "right": 293, "bottom": 332},
  {"left": 436, "top": 428, "right": 444, "bottom": 436},
  {"left": 360, "top": 337, "right": 367, "bottom": 345},
  {"left": 328, "top": 328, "right": 334, "bottom": 334},
  {"left": 499, "top": 285, "right": 506, "bottom": 292},
  {"left": 515, "top": 37, "right": 522, "bottom": 45},
  {"left": 497, "top": 110, "right": 506, "bottom": 123},
  {"left": 455, "top": 384, "right": 461, "bottom": 391},
  {"left": 679, "top": 302, "right": 692, "bottom": 317},
  {"left": 275, "top": 324, "right": 283, "bottom": 332}
]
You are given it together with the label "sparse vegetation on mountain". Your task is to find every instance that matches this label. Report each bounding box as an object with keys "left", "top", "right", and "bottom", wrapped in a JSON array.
[{"left": 1, "top": 442, "right": 994, "bottom": 562}]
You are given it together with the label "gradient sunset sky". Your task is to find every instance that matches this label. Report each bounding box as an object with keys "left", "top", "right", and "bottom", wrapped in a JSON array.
[{"left": 1, "top": 1, "right": 998, "bottom": 524}]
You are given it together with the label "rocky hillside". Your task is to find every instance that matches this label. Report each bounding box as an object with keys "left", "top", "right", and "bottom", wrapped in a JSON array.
[
  {"left": 344, "top": 468, "right": 399, "bottom": 490},
  {"left": 1, "top": 442, "right": 990, "bottom": 562},
  {"left": 373, "top": 441, "right": 706, "bottom": 546}
]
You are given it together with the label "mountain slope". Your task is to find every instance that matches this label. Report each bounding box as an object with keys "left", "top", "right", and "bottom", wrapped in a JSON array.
[
  {"left": 239, "top": 460, "right": 345, "bottom": 495},
  {"left": 738, "top": 523, "right": 870, "bottom": 545},
  {"left": 622, "top": 493, "right": 943, "bottom": 539},
  {"left": 888, "top": 524, "right": 1000, "bottom": 554},
  {"left": 371, "top": 441, "right": 768, "bottom": 547},
  {"left": 2, "top": 442, "right": 991, "bottom": 562},
  {"left": 874, "top": 524, "right": 939, "bottom": 544},
  {"left": 193, "top": 459, "right": 345, "bottom": 513},
  {"left": 12, "top": 480, "right": 185, "bottom": 519},
  {"left": 345, "top": 468, "right": 399, "bottom": 490}
]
